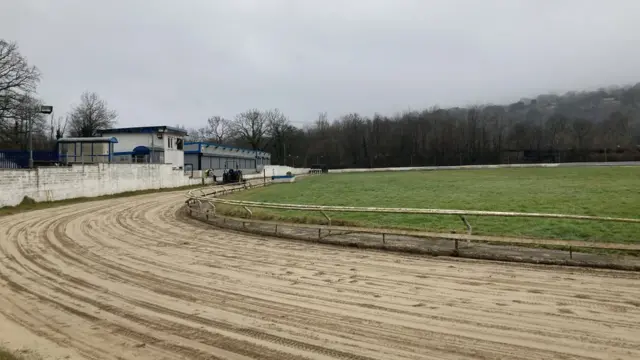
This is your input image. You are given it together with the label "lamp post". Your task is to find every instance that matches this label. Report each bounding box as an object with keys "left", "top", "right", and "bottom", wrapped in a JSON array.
[{"left": 29, "top": 105, "right": 53, "bottom": 168}]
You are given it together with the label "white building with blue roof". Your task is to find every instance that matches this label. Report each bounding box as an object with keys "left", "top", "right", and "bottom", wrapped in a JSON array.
[{"left": 97, "top": 126, "right": 187, "bottom": 169}]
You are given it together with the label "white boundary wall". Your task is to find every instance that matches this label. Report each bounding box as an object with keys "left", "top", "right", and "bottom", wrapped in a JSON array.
[
  {"left": 0, "top": 163, "right": 214, "bottom": 207},
  {"left": 244, "top": 165, "right": 310, "bottom": 180},
  {"left": 328, "top": 161, "right": 640, "bottom": 174}
]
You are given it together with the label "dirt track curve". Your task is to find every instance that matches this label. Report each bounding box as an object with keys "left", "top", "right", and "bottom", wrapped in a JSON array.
[{"left": 1, "top": 191, "right": 640, "bottom": 360}]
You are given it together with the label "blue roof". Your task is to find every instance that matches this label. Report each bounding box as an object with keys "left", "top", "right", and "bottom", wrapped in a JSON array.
[
  {"left": 98, "top": 126, "right": 187, "bottom": 135},
  {"left": 57, "top": 137, "right": 118, "bottom": 143},
  {"left": 185, "top": 141, "right": 269, "bottom": 155}
]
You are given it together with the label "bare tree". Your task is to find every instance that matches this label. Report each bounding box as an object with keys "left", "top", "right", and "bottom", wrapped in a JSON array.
[
  {"left": 546, "top": 113, "right": 570, "bottom": 150},
  {"left": 227, "top": 109, "right": 266, "bottom": 150},
  {"left": 206, "top": 115, "right": 230, "bottom": 143},
  {"left": 51, "top": 115, "right": 68, "bottom": 141},
  {"left": 0, "top": 94, "right": 48, "bottom": 149},
  {"left": 265, "top": 109, "right": 289, "bottom": 138},
  {"left": 264, "top": 108, "right": 293, "bottom": 163},
  {"left": 571, "top": 118, "right": 592, "bottom": 149},
  {"left": 68, "top": 91, "right": 117, "bottom": 137},
  {"left": 183, "top": 127, "right": 206, "bottom": 142},
  {"left": 0, "top": 40, "right": 41, "bottom": 139}
]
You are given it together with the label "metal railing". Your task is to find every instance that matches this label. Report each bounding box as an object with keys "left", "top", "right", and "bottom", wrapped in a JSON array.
[
  {"left": 0, "top": 150, "right": 58, "bottom": 168},
  {"left": 184, "top": 180, "right": 640, "bottom": 252}
]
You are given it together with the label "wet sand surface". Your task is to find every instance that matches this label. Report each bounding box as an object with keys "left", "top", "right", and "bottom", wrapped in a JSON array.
[{"left": 1, "top": 191, "right": 639, "bottom": 359}]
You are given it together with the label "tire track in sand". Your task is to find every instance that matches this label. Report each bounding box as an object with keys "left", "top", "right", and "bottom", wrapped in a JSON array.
[{"left": 0, "top": 191, "right": 639, "bottom": 359}]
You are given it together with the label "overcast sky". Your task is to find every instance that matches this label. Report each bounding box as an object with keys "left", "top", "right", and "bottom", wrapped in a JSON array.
[{"left": 3, "top": 0, "right": 640, "bottom": 128}]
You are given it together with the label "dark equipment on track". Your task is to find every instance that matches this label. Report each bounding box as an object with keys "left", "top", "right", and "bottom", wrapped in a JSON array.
[
  {"left": 222, "top": 168, "right": 243, "bottom": 184},
  {"left": 221, "top": 160, "right": 245, "bottom": 184}
]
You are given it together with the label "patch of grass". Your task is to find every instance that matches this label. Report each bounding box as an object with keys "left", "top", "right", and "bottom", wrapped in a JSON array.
[
  {"left": 221, "top": 167, "right": 640, "bottom": 243},
  {"left": 0, "top": 184, "right": 205, "bottom": 217}
]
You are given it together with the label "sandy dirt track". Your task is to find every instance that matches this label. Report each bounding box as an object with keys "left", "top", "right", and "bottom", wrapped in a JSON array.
[{"left": 1, "top": 192, "right": 640, "bottom": 360}]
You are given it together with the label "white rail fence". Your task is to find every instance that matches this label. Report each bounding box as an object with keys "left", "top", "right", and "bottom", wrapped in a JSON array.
[{"left": 185, "top": 182, "right": 640, "bottom": 252}]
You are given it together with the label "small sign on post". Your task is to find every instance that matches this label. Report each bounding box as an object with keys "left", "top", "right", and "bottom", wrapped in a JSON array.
[{"left": 39, "top": 105, "right": 53, "bottom": 114}]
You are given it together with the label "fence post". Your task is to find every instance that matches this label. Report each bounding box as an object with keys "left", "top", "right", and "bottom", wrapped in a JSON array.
[
  {"left": 207, "top": 201, "right": 216, "bottom": 217},
  {"left": 321, "top": 211, "right": 331, "bottom": 235},
  {"left": 382, "top": 233, "right": 386, "bottom": 244},
  {"left": 243, "top": 206, "right": 253, "bottom": 219},
  {"left": 459, "top": 215, "right": 472, "bottom": 235}
]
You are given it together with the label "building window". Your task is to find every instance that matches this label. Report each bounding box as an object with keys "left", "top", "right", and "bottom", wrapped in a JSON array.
[
  {"left": 168, "top": 136, "right": 173, "bottom": 149},
  {"left": 176, "top": 138, "right": 183, "bottom": 150}
]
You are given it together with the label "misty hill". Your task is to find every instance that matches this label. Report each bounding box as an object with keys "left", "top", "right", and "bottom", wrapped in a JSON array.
[
  {"left": 223, "top": 83, "right": 640, "bottom": 168},
  {"left": 178, "top": 83, "right": 640, "bottom": 168},
  {"left": 504, "top": 83, "right": 640, "bottom": 123}
]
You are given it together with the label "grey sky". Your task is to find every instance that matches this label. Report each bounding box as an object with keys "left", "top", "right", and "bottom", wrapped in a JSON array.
[{"left": 3, "top": 0, "right": 640, "bottom": 128}]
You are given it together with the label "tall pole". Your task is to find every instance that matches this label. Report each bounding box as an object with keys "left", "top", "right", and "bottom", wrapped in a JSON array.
[{"left": 28, "top": 113, "right": 33, "bottom": 168}]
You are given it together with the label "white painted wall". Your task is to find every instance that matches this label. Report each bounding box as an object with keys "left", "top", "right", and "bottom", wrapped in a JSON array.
[
  {"left": 0, "top": 163, "right": 212, "bottom": 207},
  {"left": 105, "top": 132, "right": 184, "bottom": 168},
  {"left": 163, "top": 133, "right": 184, "bottom": 168},
  {"left": 110, "top": 133, "right": 153, "bottom": 153},
  {"left": 243, "top": 165, "right": 309, "bottom": 180}
]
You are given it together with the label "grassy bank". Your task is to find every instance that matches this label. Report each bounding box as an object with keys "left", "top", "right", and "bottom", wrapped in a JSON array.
[
  {"left": 220, "top": 167, "right": 640, "bottom": 243},
  {"left": 0, "top": 184, "right": 205, "bottom": 217}
]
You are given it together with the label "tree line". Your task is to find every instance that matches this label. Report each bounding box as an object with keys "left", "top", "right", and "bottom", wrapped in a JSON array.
[
  {"left": 186, "top": 87, "right": 640, "bottom": 167},
  {"left": 0, "top": 39, "right": 117, "bottom": 151}
]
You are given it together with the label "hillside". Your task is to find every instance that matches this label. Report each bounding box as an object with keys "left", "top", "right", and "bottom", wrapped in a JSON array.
[{"left": 187, "top": 83, "right": 640, "bottom": 168}]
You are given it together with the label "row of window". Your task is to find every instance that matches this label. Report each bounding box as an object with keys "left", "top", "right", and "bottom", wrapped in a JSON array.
[
  {"left": 200, "top": 157, "right": 256, "bottom": 170},
  {"left": 59, "top": 142, "right": 111, "bottom": 156}
]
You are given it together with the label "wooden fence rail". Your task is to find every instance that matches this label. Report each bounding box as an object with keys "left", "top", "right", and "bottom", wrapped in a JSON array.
[
  {"left": 184, "top": 180, "right": 640, "bottom": 252},
  {"left": 203, "top": 198, "right": 640, "bottom": 224}
]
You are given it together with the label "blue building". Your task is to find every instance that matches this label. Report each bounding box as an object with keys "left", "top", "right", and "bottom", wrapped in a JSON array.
[{"left": 183, "top": 141, "right": 271, "bottom": 174}]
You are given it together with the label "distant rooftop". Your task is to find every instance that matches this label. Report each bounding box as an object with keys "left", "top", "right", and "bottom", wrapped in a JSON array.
[
  {"left": 97, "top": 126, "right": 187, "bottom": 135},
  {"left": 185, "top": 141, "right": 270, "bottom": 155},
  {"left": 57, "top": 137, "right": 118, "bottom": 143}
]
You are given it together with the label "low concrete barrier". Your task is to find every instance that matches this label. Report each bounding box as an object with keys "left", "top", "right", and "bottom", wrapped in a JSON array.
[
  {"left": 243, "top": 166, "right": 310, "bottom": 180},
  {"left": 328, "top": 161, "right": 640, "bottom": 174}
]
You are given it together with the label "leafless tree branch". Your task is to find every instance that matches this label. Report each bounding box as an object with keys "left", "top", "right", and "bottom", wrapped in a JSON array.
[{"left": 67, "top": 91, "right": 117, "bottom": 137}]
